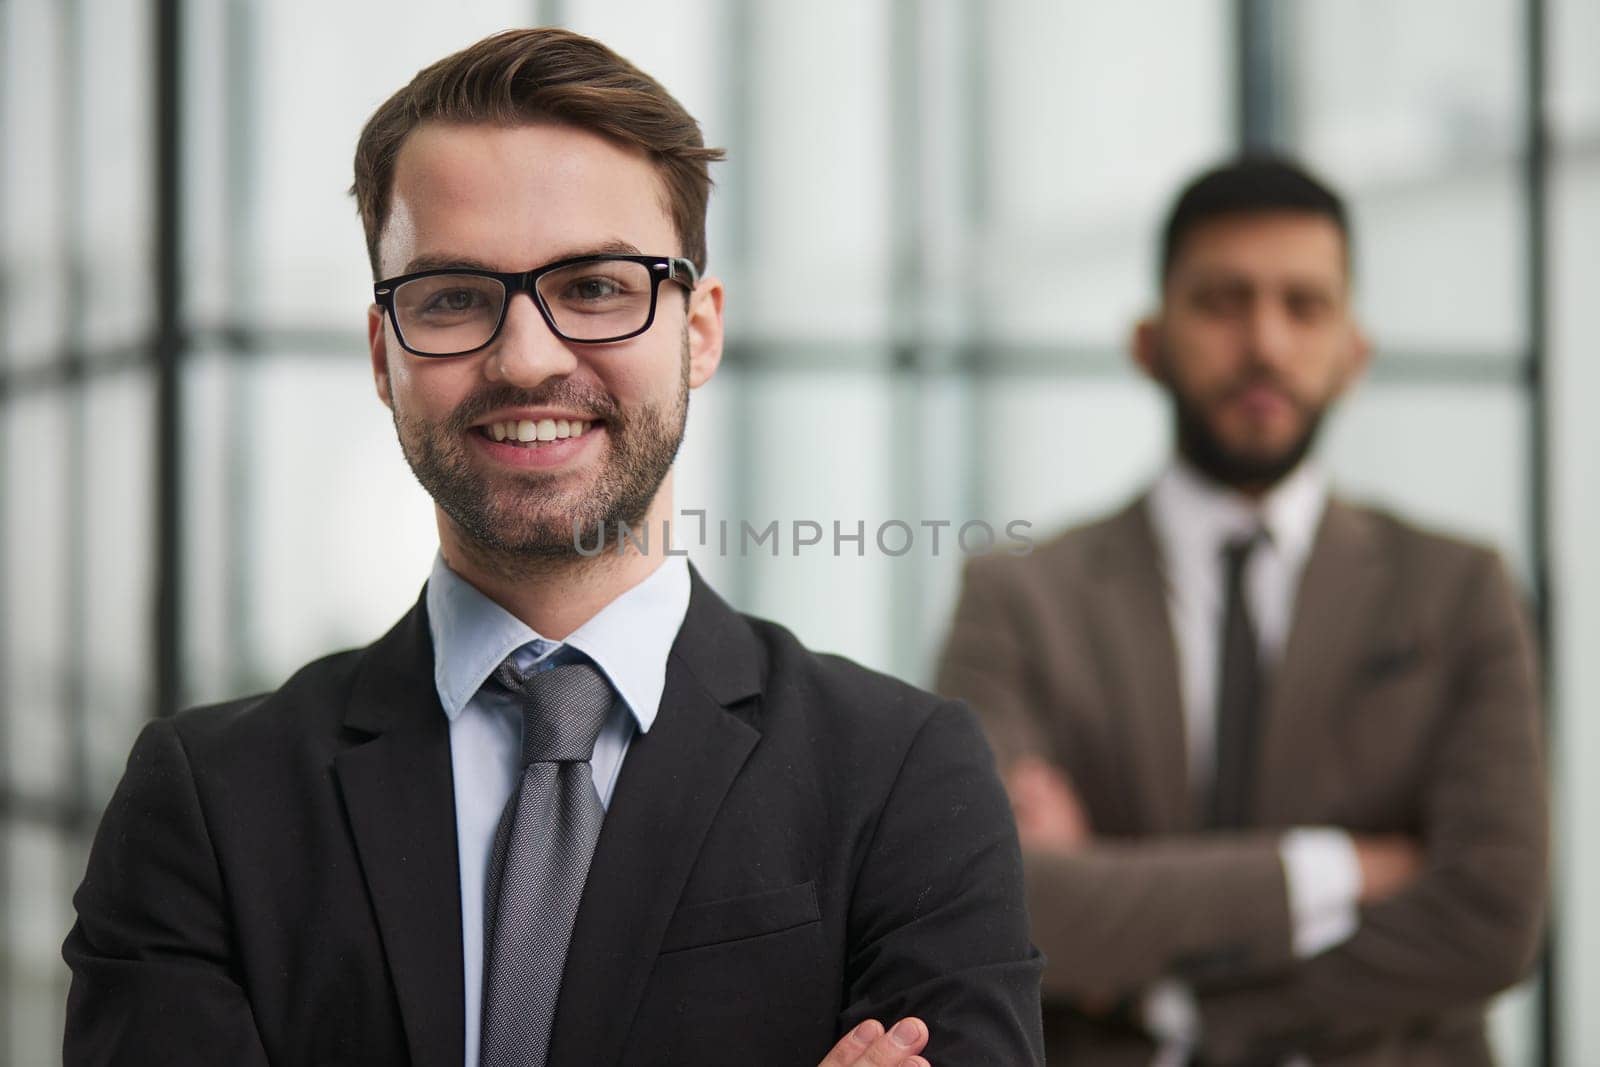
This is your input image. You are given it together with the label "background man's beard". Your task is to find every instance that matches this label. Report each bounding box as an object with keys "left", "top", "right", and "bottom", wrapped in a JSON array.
[
  {"left": 393, "top": 364, "right": 690, "bottom": 567},
  {"left": 1170, "top": 378, "right": 1326, "bottom": 492}
]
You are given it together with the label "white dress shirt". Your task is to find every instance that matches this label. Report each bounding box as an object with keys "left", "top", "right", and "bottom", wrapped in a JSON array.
[
  {"left": 425, "top": 552, "right": 691, "bottom": 1067},
  {"left": 1141, "top": 459, "right": 1361, "bottom": 1065}
]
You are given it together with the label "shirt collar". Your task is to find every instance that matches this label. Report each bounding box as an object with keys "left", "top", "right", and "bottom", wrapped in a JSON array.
[
  {"left": 425, "top": 553, "right": 691, "bottom": 735},
  {"left": 1148, "top": 457, "right": 1329, "bottom": 577}
]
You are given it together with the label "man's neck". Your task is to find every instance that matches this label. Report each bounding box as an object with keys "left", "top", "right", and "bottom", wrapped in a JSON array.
[{"left": 437, "top": 484, "right": 679, "bottom": 641}]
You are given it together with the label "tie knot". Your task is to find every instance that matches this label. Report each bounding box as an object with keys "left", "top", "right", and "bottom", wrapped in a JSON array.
[
  {"left": 1222, "top": 529, "right": 1266, "bottom": 575},
  {"left": 494, "top": 659, "right": 614, "bottom": 766}
]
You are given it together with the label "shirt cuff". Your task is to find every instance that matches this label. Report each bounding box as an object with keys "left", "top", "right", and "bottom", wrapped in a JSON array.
[
  {"left": 1279, "top": 826, "right": 1361, "bottom": 958},
  {"left": 1142, "top": 976, "right": 1201, "bottom": 1048}
]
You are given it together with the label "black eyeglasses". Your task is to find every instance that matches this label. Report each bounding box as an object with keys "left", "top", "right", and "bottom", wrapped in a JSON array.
[{"left": 373, "top": 253, "right": 700, "bottom": 357}]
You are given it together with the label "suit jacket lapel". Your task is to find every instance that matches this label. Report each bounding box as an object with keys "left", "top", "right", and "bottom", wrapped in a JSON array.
[
  {"left": 546, "top": 567, "right": 763, "bottom": 1067},
  {"left": 1257, "top": 499, "right": 1388, "bottom": 823},
  {"left": 1088, "top": 500, "right": 1192, "bottom": 832},
  {"left": 334, "top": 598, "right": 465, "bottom": 1067}
]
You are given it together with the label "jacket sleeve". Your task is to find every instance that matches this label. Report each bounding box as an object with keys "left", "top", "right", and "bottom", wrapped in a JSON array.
[
  {"left": 933, "top": 554, "right": 1053, "bottom": 770},
  {"left": 1020, "top": 834, "right": 1297, "bottom": 1000},
  {"left": 63, "top": 718, "right": 272, "bottom": 1067},
  {"left": 1192, "top": 551, "right": 1548, "bottom": 1065},
  {"left": 838, "top": 700, "right": 1047, "bottom": 1066}
]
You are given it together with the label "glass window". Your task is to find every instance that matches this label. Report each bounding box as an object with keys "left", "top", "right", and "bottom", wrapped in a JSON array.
[
  {"left": 1288, "top": 0, "right": 1526, "bottom": 352},
  {"left": 982, "top": 0, "right": 1234, "bottom": 347},
  {"left": 731, "top": 365, "right": 897, "bottom": 671},
  {"left": 976, "top": 374, "right": 1169, "bottom": 532},
  {"left": 734, "top": 3, "right": 895, "bottom": 344},
  {"left": 77, "top": 0, "right": 153, "bottom": 354},
  {"left": 3, "top": 394, "right": 70, "bottom": 797},
  {"left": 4, "top": 820, "right": 73, "bottom": 1067},
  {"left": 230, "top": 353, "right": 438, "bottom": 687},
  {"left": 247, "top": 0, "right": 533, "bottom": 326},
  {"left": 1322, "top": 382, "right": 1530, "bottom": 577},
  {"left": 1550, "top": 3, "right": 1600, "bottom": 1053},
  {"left": 1, "top": 0, "right": 69, "bottom": 369},
  {"left": 80, "top": 371, "right": 154, "bottom": 804}
]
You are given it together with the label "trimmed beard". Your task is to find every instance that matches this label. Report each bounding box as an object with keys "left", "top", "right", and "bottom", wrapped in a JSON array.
[
  {"left": 1169, "top": 373, "right": 1326, "bottom": 493},
  {"left": 392, "top": 335, "right": 690, "bottom": 568}
]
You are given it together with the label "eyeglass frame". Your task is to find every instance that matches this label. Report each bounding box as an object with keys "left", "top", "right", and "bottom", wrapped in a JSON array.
[{"left": 372, "top": 253, "right": 701, "bottom": 357}]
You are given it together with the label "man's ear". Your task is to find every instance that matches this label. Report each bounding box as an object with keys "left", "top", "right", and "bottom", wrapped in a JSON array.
[
  {"left": 368, "top": 304, "right": 393, "bottom": 409},
  {"left": 1130, "top": 315, "right": 1164, "bottom": 383},
  {"left": 685, "top": 276, "right": 725, "bottom": 390},
  {"left": 1343, "top": 321, "right": 1374, "bottom": 390}
]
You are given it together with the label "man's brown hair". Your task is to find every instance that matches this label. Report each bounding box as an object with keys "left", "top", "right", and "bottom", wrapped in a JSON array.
[{"left": 351, "top": 27, "right": 724, "bottom": 277}]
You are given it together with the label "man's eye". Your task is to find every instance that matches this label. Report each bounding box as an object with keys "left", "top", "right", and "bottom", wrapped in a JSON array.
[
  {"left": 568, "top": 276, "right": 624, "bottom": 301},
  {"left": 1286, "top": 293, "right": 1332, "bottom": 322},
  {"left": 1194, "top": 287, "right": 1248, "bottom": 314},
  {"left": 426, "top": 289, "right": 486, "bottom": 312}
]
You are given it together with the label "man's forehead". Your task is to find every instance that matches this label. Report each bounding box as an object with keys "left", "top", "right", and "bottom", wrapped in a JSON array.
[
  {"left": 1171, "top": 212, "right": 1347, "bottom": 286},
  {"left": 379, "top": 120, "right": 675, "bottom": 274}
]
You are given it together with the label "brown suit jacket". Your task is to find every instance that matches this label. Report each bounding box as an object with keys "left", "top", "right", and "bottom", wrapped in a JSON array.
[{"left": 936, "top": 494, "right": 1547, "bottom": 1066}]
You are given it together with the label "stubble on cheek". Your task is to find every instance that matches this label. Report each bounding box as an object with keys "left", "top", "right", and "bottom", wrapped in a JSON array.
[
  {"left": 390, "top": 326, "right": 693, "bottom": 562},
  {"left": 391, "top": 389, "right": 687, "bottom": 560}
]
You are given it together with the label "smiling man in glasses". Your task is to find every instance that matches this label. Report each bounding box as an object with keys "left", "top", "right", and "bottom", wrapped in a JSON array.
[{"left": 62, "top": 27, "right": 1043, "bottom": 1067}]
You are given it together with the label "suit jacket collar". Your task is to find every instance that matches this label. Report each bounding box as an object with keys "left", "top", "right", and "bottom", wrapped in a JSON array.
[
  {"left": 1085, "top": 499, "right": 1193, "bottom": 831},
  {"left": 335, "top": 598, "right": 467, "bottom": 1067},
  {"left": 1256, "top": 498, "right": 1388, "bottom": 823},
  {"left": 336, "top": 567, "right": 765, "bottom": 1067}
]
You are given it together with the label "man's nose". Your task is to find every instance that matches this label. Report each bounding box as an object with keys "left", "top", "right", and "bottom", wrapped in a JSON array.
[
  {"left": 1244, "top": 299, "right": 1296, "bottom": 371},
  {"left": 485, "top": 292, "right": 580, "bottom": 387}
]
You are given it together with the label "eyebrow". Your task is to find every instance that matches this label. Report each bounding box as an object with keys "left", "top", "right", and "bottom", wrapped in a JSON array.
[
  {"left": 400, "top": 239, "right": 645, "bottom": 275},
  {"left": 1186, "top": 268, "right": 1342, "bottom": 295}
]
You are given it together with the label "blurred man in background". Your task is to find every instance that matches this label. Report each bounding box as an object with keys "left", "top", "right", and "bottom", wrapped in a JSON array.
[
  {"left": 938, "top": 158, "right": 1546, "bottom": 1065},
  {"left": 63, "top": 27, "right": 1043, "bottom": 1067}
]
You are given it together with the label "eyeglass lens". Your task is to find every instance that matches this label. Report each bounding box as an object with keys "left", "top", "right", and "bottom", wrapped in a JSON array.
[{"left": 391, "top": 257, "right": 657, "bottom": 353}]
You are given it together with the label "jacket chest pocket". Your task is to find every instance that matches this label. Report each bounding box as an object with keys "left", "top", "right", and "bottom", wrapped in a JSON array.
[{"left": 659, "top": 881, "right": 820, "bottom": 953}]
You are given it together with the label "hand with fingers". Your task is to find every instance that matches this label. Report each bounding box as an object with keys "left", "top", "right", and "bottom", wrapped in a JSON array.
[
  {"left": 1006, "top": 755, "right": 1092, "bottom": 852},
  {"left": 817, "top": 1017, "right": 931, "bottom": 1067}
]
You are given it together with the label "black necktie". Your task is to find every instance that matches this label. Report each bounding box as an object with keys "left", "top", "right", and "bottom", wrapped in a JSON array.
[
  {"left": 1210, "top": 533, "right": 1263, "bottom": 829},
  {"left": 479, "top": 658, "right": 614, "bottom": 1067}
]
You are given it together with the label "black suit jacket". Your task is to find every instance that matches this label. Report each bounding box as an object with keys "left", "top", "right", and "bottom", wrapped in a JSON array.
[{"left": 64, "top": 568, "right": 1044, "bottom": 1065}]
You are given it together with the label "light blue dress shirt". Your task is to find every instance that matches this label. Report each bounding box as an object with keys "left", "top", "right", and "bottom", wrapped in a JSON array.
[{"left": 424, "top": 552, "right": 691, "bottom": 1067}]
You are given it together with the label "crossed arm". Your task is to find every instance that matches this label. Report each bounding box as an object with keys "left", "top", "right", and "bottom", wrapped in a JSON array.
[{"left": 1009, "top": 757, "right": 1422, "bottom": 1002}]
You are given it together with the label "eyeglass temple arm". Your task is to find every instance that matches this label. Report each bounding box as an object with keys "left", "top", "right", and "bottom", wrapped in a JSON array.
[{"left": 668, "top": 258, "right": 700, "bottom": 287}]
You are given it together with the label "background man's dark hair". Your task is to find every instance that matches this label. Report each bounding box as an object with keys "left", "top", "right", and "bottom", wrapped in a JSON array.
[{"left": 1159, "top": 155, "right": 1351, "bottom": 282}]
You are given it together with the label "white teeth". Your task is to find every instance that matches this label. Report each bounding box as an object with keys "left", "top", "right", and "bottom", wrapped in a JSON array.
[{"left": 488, "top": 418, "right": 593, "bottom": 444}]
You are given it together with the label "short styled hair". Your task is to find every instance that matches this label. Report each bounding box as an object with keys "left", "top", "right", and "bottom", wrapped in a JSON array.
[
  {"left": 351, "top": 27, "right": 724, "bottom": 277},
  {"left": 1159, "top": 156, "right": 1350, "bottom": 283}
]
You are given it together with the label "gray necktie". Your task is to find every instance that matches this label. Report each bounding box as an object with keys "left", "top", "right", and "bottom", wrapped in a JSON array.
[{"left": 479, "top": 658, "right": 614, "bottom": 1067}]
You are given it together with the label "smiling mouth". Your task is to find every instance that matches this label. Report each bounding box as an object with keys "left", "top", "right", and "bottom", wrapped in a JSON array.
[{"left": 476, "top": 418, "right": 599, "bottom": 448}]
